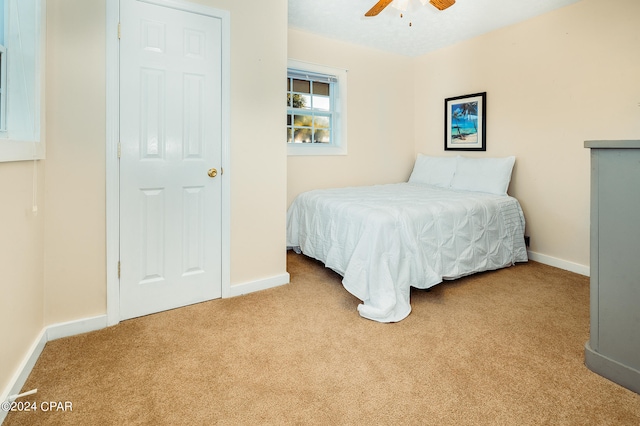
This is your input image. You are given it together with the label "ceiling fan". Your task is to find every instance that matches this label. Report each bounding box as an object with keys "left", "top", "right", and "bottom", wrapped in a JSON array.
[{"left": 365, "top": 0, "right": 455, "bottom": 16}]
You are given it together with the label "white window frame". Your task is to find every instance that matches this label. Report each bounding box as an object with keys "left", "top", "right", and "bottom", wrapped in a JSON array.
[
  {"left": 287, "top": 59, "right": 347, "bottom": 156},
  {"left": 0, "top": 44, "right": 6, "bottom": 131},
  {"left": 0, "top": 0, "right": 46, "bottom": 162}
]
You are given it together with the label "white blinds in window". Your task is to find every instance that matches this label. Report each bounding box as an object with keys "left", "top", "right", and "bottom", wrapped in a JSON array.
[{"left": 288, "top": 69, "right": 337, "bottom": 83}]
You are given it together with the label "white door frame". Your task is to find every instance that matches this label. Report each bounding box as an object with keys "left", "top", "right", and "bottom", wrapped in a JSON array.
[{"left": 105, "top": 0, "right": 231, "bottom": 326}]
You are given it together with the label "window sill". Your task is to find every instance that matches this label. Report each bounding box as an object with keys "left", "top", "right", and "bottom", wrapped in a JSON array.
[
  {"left": 0, "top": 139, "right": 45, "bottom": 162},
  {"left": 287, "top": 143, "right": 347, "bottom": 156}
]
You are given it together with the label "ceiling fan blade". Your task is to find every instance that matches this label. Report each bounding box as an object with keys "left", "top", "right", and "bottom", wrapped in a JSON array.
[
  {"left": 429, "top": 0, "right": 455, "bottom": 10},
  {"left": 365, "top": 0, "right": 394, "bottom": 17}
]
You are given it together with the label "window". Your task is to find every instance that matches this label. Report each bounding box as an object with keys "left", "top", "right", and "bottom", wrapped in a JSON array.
[
  {"left": 0, "top": 0, "right": 45, "bottom": 162},
  {"left": 287, "top": 60, "right": 347, "bottom": 156},
  {"left": 287, "top": 74, "right": 331, "bottom": 144}
]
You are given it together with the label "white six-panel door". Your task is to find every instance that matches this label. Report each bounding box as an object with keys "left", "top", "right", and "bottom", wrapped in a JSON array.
[{"left": 119, "top": 0, "right": 222, "bottom": 320}]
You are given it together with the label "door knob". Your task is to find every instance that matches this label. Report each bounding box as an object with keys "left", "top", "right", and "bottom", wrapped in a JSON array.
[{"left": 208, "top": 168, "right": 218, "bottom": 178}]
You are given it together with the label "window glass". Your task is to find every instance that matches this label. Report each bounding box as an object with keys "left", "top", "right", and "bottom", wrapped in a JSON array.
[
  {"left": 287, "top": 75, "right": 333, "bottom": 144},
  {"left": 313, "top": 96, "right": 330, "bottom": 111},
  {"left": 313, "top": 82, "right": 329, "bottom": 96},
  {"left": 294, "top": 128, "right": 312, "bottom": 144},
  {"left": 293, "top": 114, "right": 311, "bottom": 127},
  {"left": 0, "top": 0, "right": 45, "bottom": 162},
  {"left": 314, "top": 129, "right": 330, "bottom": 143},
  {"left": 292, "top": 79, "right": 310, "bottom": 94},
  {"left": 314, "top": 116, "right": 329, "bottom": 129},
  {"left": 287, "top": 59, "right": 347, "bottom": 156}
]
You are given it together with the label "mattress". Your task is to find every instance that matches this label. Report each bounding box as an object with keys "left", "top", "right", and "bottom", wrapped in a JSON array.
[{"left": 286, "top": 182, "right": 528, "bottom": 323}]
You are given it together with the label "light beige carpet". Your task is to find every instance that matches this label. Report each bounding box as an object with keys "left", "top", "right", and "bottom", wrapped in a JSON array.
[{"left": 4, "top": 252, "right": 640, "bottom": 425}]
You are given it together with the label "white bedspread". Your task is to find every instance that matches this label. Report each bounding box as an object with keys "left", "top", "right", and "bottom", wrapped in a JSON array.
[{"left": 286, "top": 183, "right": 528, "bottom": 323}]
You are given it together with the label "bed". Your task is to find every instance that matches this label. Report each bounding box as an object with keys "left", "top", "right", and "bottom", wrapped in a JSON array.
[{"left": 286, "top": 154, "right": 528, "bottom": 323}]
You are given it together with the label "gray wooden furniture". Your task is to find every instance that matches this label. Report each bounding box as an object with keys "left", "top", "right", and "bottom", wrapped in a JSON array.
[{"left": 584, "top": 140, "right": 640, "bottom": 394}]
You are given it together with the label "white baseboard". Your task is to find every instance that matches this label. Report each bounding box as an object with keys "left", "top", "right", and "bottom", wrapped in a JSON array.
[
  {"left": 527, "top": 250, "right": 590, "bottom": 276},
  {"left": 0, "top": 329, "right": 47, "bottom": 424},
  {"left": 225, "top": 272, "right": 290, "bottom": 298},
  {"left": 0, "top": 315, "right": 108, "bottom": 424},
  {"left": 46, "top": 315, "right": 108, "bottom": 341}
]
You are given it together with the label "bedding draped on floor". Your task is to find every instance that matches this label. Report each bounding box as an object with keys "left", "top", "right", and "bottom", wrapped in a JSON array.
[{"left": 287, "top": 183, "right": 528, "bottom": 322}]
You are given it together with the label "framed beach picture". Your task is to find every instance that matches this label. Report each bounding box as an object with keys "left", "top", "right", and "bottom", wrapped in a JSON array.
[{"left": 444, "top": 92, "right": 486, "bottom": 151}]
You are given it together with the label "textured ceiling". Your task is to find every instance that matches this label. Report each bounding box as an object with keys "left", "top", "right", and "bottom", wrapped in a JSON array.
[{"left": 288, "top": 0, "right": 582, "bottom": 57}]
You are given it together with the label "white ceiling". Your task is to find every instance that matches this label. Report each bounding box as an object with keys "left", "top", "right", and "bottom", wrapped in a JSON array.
[{"left": 288, "top": 0, "right": 582, "bottom": 57}]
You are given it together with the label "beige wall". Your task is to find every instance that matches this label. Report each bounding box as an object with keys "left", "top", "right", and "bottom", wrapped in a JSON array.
[
  {"left": 287, "top": 29, "right": 416, "bottom": 205},
  {"left": 3, "top": 0, "right": 288, "bottom": 398},
  {"left": 414, "top": 0, "right": 640, "bottom": 269},
  {"left": 0, "top": 161, "right": 45, "bottom": 400},
  {"left": 205, "top": 0, "right": 289, "bottom": 284},
  {"left": 44, "top": 0, "right": 107, "bottom": 325}
]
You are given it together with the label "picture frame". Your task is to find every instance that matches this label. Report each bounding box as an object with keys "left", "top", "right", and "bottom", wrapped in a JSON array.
[{"left": 444, "top": 92, "right": 486, "bottom": 151}]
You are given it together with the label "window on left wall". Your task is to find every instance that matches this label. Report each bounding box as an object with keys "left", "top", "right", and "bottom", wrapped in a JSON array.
[{"left": 0, "top": 0, "right": 46, "bottom": 162}]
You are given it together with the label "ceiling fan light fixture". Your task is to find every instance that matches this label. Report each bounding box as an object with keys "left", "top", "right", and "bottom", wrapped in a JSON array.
[
  {"left": 429, "top": 0, "right": 456, "bottom": 11},
  {"left": 391, "top": 0, "right": 429, "bottom": 12},
  {"left": 364, "top": 0, "right": 453, "bottom": 17}
]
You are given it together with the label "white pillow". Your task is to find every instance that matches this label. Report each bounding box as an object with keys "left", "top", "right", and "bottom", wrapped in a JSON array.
[
  {"left": 408, "top": 154, "right": 457, "bottom": 188},
  {"left": 450, "top": 156, "right": 516, "bottom": 195}
]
